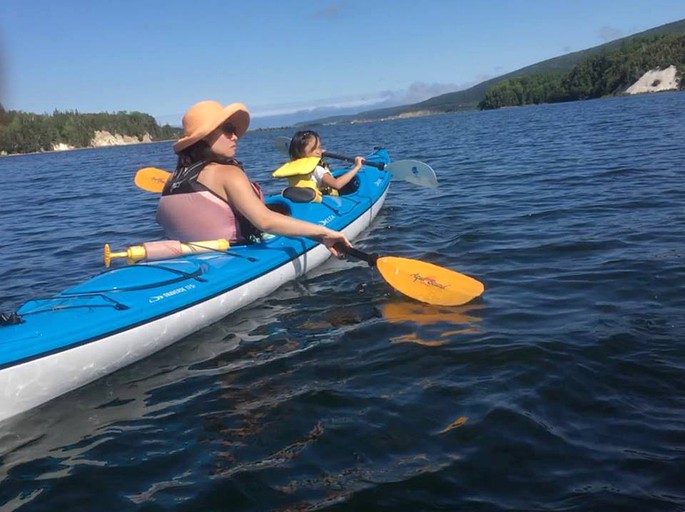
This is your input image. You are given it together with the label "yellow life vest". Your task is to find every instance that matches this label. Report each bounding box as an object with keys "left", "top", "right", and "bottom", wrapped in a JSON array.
[{"left": 272, "top": 157, "right": 338, "bottom": 202}]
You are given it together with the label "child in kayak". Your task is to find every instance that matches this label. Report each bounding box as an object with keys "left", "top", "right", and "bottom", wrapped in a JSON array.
[
  {"left": 288, "top": 130, "right": 364, "bottom": 196},
  {"left": 156, "top": 100, "right": 350, "bottom": 256}
]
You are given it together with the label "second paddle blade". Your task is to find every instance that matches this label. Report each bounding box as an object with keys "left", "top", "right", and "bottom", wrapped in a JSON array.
[
  {"left": 376, "top": 256, "right": 484, "bottom": 306},
  {"left": 134, "top": 167, "right": 170, "bottom": 193},
  {"left": 386, "top": 160, "right": 439, "bottom": 188}
]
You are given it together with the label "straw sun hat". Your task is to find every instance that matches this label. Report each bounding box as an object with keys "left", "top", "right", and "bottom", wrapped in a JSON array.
[{"left": 173, "top": 100, "right": 250, "bottom": 153}]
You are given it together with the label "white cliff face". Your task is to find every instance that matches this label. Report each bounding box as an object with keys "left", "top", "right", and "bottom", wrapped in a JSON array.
[
  {"left": 626, "top": 65, "right": 679, "bottom": 94},
  {"left": 1, "top": 132, "right": 156, "bottom": 156},
  {"left": 52, "top": 142, "right": 75, "bottom": 151},
  {"left": 90, "top": 131, "right": 152, "bottom": 147}
]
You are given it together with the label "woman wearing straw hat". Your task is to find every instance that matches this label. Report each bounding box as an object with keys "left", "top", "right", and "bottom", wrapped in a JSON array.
[{"left": 156, "top": 100, "right": 351, "bottom": 256}]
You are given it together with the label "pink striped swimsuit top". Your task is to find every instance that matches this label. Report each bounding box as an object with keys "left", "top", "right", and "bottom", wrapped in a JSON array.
[{"left": 156, "top": 160, "right": 263, "bottom": 244}]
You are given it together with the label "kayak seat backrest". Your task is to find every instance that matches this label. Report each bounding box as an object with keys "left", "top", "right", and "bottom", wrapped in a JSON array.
[
  {"left": 280, "top": 174, "right": 359, "bottom": 202},
  {"left": 281, "top": 187, "right": 318, "bottom": 203}
]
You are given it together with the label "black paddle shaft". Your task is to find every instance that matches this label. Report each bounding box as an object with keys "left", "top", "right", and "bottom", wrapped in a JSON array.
[
  {"left": 335, "top": 243, "right": 379, "bottom": 267},
  {"left": 323, "top": 151, "right": 386, "bottom": 171}
]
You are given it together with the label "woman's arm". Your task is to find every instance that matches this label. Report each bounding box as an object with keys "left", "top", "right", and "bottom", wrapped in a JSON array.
[
  {"left": 319, "top": 156, "right": 364, "bottom": 191},
  {"left": 217, "top": 165, "right": 351, "bottom": 256}
]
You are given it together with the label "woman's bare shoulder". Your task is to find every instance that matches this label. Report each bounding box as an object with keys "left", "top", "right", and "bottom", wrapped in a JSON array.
[
  {"left": 196, "top": 162, "right": 247, "bottom": 196},
  {"left": 204, "top": 161, "right": 244, "bottom": 173},
  {"left": 204, "top": 162, "right": 248, "bottom": 181}
]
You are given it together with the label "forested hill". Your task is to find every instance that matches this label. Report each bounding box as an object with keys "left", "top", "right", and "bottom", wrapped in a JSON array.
[
  {"left": 478, "top": 33, "right": 684, "bottom": 109},
  {"left": 0, "top": 109, "right": 182, "bottom": 155},
  {"left": 308, "top": 18, "right": 685, "bottom": 125}
]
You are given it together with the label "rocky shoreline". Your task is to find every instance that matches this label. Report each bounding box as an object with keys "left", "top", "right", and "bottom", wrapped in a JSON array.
[
  {"left": 0, "top": 133, "right": 171, "bottom": 158},
  {"left": 51, "top": 130, "right": 154, "bottom": 152}
]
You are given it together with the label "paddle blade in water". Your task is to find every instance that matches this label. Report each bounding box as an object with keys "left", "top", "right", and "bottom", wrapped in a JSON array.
[
  {"left": 376, "top": 256, "right": 484, "bottom": 306},
  {"left": 386, "top": 160, "right": 438, "bottom": 188},
  {"left": 134, "top": 167, "right": 171, "bottom": 193}
]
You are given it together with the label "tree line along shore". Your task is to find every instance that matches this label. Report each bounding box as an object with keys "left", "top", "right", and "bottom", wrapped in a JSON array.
[{"left": 0, "top": 110, "right": 182, "bottom": 156}]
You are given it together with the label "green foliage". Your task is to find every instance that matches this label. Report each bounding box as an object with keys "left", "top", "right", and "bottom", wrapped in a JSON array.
[
  {"left": 479, "top": 34, "right": 685, "bottom": 110},
  {"left": 476, "top": 73, "right": 567, "bottom": 109},
  {"left": 0, "top": 110, "right": 182, "bottom": 155}
]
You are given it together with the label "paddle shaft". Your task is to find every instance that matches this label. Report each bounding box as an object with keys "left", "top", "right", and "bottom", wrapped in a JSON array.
[
  {"left": 336, "top": 244, "right": 379, "bottom": 266},
  {"left": 324, "top": 151, "right": 386, "bottom": 170}
]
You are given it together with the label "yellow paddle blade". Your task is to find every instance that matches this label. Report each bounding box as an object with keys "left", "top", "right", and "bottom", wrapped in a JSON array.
[
  {"left": 376, "top": 256, "right": 484, "bottom": 306},
  {"left": 272, "top": 157, "right": 321, "bottom": 178},
  {"left": 134, "top": 167, "right": 171, "bottom": 193}
]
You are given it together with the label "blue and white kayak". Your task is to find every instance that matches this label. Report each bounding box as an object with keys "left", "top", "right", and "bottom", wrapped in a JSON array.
[{"left": 0, "top": 149, "right": 392, "bottom": 423}]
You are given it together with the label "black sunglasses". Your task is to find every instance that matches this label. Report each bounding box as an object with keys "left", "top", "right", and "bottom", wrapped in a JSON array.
[{"left": 220, "top": 123, "right": 237, "bottom": 136}]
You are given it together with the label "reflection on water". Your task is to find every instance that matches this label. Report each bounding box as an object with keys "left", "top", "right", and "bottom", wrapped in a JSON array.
[
  {"left": 437, "top": 415, "right": 468, "bottom": 435},
  {"left": 382, "top": 301, "right": 485, "bottom": 345}
]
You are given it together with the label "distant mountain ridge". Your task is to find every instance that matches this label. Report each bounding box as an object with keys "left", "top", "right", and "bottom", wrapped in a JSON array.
[{"left": 305, "top": 18, "right": 685, "bottom": 125}]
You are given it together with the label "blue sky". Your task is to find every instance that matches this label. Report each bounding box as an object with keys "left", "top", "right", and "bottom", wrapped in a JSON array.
[{"left": 1, "top": 0, "right": 684, "bottom": 126}]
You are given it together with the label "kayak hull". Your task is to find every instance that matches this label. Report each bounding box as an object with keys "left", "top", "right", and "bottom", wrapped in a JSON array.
[{"left": 0, "top": 150, "right": 391, "bottom": 422}]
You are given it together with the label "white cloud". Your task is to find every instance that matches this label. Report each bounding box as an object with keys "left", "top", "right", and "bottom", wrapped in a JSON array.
[
  {"left": 252, "top": 81, "right": 465, "bottom": 118},
  {"left": 251, "top": 93, "right": 391, "bottom": 118},
  {"left": 384, "top": 81, "right": 463, "bottom": 104}
]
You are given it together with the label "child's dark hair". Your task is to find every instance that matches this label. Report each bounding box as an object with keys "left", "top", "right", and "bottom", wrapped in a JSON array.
[{"left": 288, "top": 130, "right": 319, "bottom": 160}]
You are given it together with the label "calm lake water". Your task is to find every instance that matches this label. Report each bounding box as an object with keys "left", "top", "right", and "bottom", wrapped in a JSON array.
[{"left": 1, "top": 92, "right": 684, "bottom": 511}]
